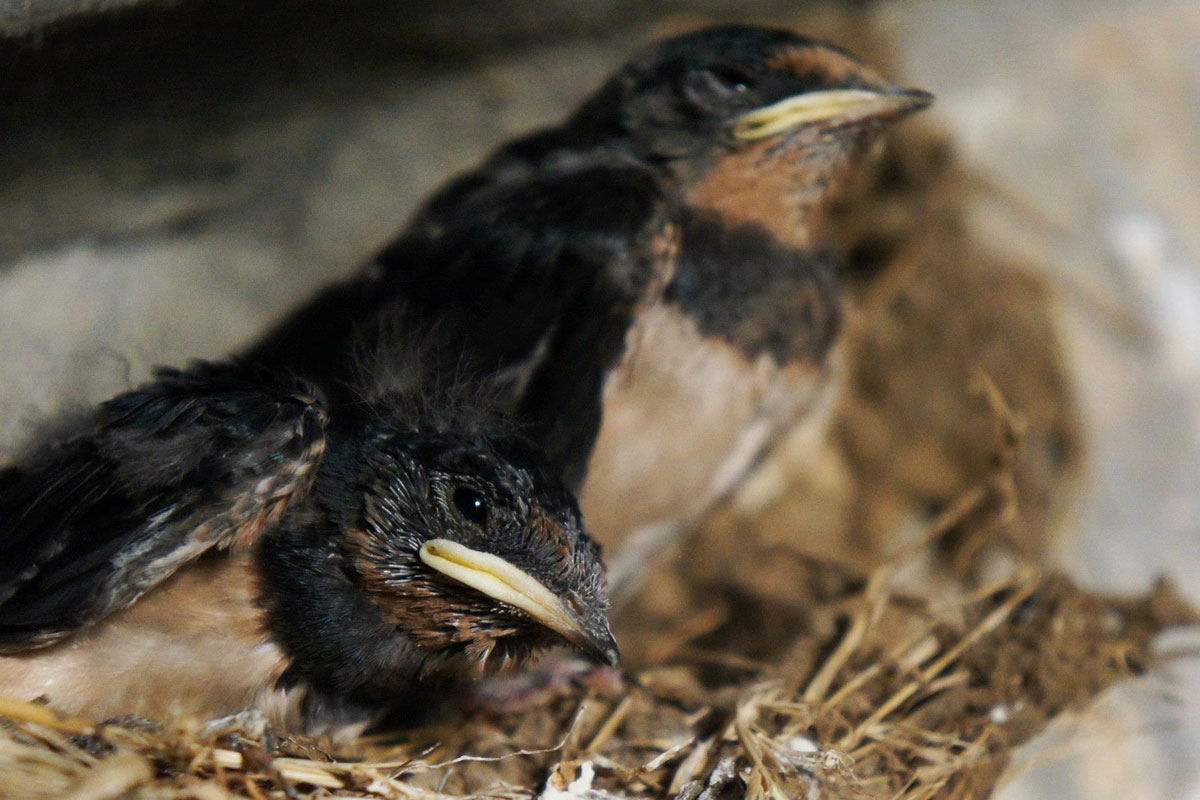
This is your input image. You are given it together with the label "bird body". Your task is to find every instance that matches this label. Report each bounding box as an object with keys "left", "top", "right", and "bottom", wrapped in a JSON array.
[
  {"left": 0, "top": 552, "right": 285, "bottom": 723},
  {"left": 579, "top": 297, "right": 835, "bottom": 583},
  {"left": 0, "top": 359, "right": 617, "bottom": 727},
  {"left": 245, "top": 26, "right": 931, "bottom": 590}
]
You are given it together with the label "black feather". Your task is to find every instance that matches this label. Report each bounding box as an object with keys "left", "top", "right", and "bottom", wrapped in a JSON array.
[{"left": 0, "top": 362, "right": 328, "bottom": 650}]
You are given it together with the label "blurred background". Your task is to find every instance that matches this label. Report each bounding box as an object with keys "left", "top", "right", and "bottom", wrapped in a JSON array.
[{"left": 0, "top": 1, "right": 1197, "bottom": 797}]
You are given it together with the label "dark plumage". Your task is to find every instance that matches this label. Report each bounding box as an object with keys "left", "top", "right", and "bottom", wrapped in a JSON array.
[
  {"left": 245, "top": 25, "right": 931, "bottom": 590},
  {"left": 0, "top": 354, "right": 615, "bottom": 727}
]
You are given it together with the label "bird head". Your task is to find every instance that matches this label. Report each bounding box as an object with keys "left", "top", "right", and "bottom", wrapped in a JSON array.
[
  {"left": 572, "top": 25, "right": 932, "bottom": 160},
  {"left": 261, "top": 418, "right": 616, "bottom": 699},
  {"left": 564, "top": 25, "right": 932, "bottom": 248}
]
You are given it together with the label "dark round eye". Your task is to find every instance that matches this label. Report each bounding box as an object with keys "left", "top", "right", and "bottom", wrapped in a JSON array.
[
  {"left": 708, "top": 65, "right": 753, "bottom": 94},
  {"left": 682, "top": 66, "right": 755, "bottom": 112},
  {"left": 451, "top": 486, "right": 489, "bottom": 526}
]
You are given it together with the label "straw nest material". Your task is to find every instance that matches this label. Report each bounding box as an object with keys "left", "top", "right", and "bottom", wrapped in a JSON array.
[{"left": 0, "top": 550, "right": 1192, "bottom": 799}]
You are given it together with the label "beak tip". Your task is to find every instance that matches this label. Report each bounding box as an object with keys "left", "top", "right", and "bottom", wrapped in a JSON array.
[
  {"left": 901, "top": 87, "right": 936, "bottom": 112},
  {"left": 874, "top": 86, "right": 934, "bottom": 122},
  {"left": 573, "top": 619, "right": 620, "bottom": 667},
  {"left": 586, "top": 628, "right": 621, "bottom": 667},
  {"left": 601, "top": 643, "right": 621, "bottom": 668}
]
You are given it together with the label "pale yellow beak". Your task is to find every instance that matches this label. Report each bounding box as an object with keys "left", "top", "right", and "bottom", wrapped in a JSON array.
[
  {"left": 419, "top": 538, "right": 619, "bottom": 666},
  {"left": 733, "top": 86, "right": 933, "bottom": 140}
]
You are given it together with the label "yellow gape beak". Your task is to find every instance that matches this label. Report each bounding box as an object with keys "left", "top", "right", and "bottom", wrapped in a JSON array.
[
  {"left": 733, "top": 87, "right": 933, "bottom": 140},
  {"left": 419, "top": 538, "right": 619, "bottom": 666}
]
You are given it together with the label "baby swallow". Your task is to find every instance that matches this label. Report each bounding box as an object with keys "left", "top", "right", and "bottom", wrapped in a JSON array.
[
  {"left": 0, "top": 353, "right": 616, "bottom": 727},
  {"left": 245, "top": 26, "right": 932, "bottom": 590}
]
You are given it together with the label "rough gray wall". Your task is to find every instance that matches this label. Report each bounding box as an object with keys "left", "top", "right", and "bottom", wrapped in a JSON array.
[{"left": 0, "top": 0, "right": 145, "bottom": 37}]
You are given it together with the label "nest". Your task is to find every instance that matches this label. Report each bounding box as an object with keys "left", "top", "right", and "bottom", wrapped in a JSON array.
[{"left": 0, "top": 547, "right": 1192, "bottom": 800}]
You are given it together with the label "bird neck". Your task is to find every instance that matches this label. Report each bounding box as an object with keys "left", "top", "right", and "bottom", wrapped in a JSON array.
[
  {"left": 258, "top": 501, "right": 428, "bottom": 701},
  {"left": 678, "top": 131, "right": 873, "bottom": 251}
]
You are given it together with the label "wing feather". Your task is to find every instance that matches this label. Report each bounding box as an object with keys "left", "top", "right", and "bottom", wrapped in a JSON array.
[
  {"left": 244, "top": 155, "right": 680, "bottom": 488},
  {"left": 0, "top": 362, "right": 327, "bottom": 651}
]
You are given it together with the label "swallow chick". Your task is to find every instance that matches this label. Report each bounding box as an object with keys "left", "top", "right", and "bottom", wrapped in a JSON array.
[
  {"left": 244, "top": 25, "right": 932, "bottom": 593},
  {"left": 0, "top": 348, "right": 617, "bottom": 728}
]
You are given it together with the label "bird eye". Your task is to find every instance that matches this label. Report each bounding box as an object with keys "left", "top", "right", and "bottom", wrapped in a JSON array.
[
  {"left": 707, "top": 66, "right": 753, "bottom": 93},
  {"left": 682, "top": 66, "right": 755, "bottom": 112},
  {"left": 451, "top": 486, "right": 489, "bottom": 526}
]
